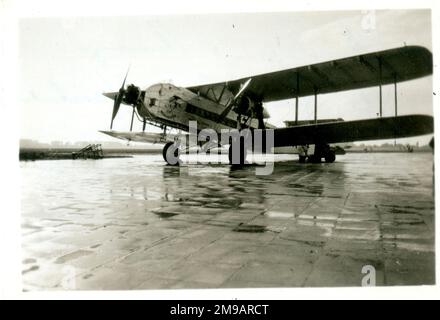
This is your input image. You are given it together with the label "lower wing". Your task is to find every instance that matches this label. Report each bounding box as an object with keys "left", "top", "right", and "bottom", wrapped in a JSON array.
[
  {"left": 100, "top": 115, "right": 433, "bottom": 146},
  {"left": 273, "top": 115, "right": 433, "bottom": 147},
  {"left": 99, "top": 130, "right": 174, "bottom": 144}
]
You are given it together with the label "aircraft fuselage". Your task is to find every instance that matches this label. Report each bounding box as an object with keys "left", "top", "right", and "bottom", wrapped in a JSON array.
[{"left": 137, "top": 83, "right": 267, "bottom": 132}]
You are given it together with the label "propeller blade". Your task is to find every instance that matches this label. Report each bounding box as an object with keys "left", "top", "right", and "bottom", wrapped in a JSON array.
[
  {"left": 121, "top": 66, "right": 129, "bottom": 90},
  {"left": 110, "top": 67, "right": 130, "bottom": 130},
  {"left": 234, "top": 78, "right": 252, "bottom": 100},
  {"left": 110, "top": 91, "right": 125, "bottom": 129},
  {"left": 218, "top": 78, "right": 252, "bottom": 121},
  {"left": 110, "top": 97, "right": 120, "bottom": 129}
]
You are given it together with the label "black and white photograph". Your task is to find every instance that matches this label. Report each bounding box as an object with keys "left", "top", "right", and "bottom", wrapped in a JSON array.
[{"left": 1, "top": 0, "right": 439, "bottom": 300}]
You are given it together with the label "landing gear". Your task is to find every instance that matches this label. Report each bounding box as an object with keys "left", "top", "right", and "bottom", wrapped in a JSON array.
[
  {"left": 162, "top": 142, "right": 181, "bottom": 166},
  {"left": 298, "top": 145, "right": 309, "bottom": 163},
  {"left": 302, "top": 144, "right": 336, "bottom": 163},
  {"left": 228, "top": 136, "right": 248, "bottom": 165},
  {"left": 299, "top": 155, "right": 307, "bottom": 163},
  {"left": 324, "top": 151, "right": 336, "bottom": 163}
]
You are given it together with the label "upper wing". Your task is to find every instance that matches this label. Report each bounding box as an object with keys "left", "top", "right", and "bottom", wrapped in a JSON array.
[
  {"left": 272, "top": 115, "right": 433, "bottom": 147},
  {"left": 187, "top": 46, "right": 432, "bottom": 103}
]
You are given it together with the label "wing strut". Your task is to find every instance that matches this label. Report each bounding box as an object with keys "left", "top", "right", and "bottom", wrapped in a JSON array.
[
  {"left": 314, "top": 87, "right": 318, "bottom": 125},
  {"left": 130, "top": 106, "right": 135, "bottom": 131},
  {"left": 393, "top": 73, "right": 398, "bottom": 146},
  {"left": 394, "top": 74, "right": 398, "bottom": 117},
  {"left": 295, "top": 73, "right": 300, "bottom": 125},
  {"left": 217, "top": 78, "right": 252, "bottom": 122},
  {"left": 379, "top": 57, "right": 383, "bottom": 117}
]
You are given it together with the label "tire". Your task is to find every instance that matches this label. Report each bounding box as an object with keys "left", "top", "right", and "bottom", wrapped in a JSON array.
[
  {"left": 162, "top": 142, "right": 180, "bottom": 166},
  {"left": 325, "top": 151, "right": 336, "bottom": 163}
]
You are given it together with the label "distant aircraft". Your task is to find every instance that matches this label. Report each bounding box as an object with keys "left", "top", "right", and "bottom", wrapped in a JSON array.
[{"left": 100, "top": 46, "right": 433, "bottom": 165}]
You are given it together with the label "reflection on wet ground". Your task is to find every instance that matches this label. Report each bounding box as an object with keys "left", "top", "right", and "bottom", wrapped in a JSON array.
[{"left": 21, "top": 153, "right": 435, "bottom": 289}]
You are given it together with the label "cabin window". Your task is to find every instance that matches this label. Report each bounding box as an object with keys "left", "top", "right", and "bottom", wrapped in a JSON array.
[{"left": 185, "top": 104, "right": 236, "bottom": 128}]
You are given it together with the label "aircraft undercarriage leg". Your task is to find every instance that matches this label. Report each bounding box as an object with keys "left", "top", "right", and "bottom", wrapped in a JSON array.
[
  {"left": 297, "top": 145, "right": 309, "bottom": 163},
  {"left": 308, "top": 143, "right": 336, "bottom": 163},
  {"left": 228, "top": 136, "right": 247, "bottom": 165}
]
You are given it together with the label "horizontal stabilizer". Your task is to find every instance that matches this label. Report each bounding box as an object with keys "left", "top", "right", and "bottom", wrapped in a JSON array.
[{"left": 273, "top": 115, "right": 434, "bottom": 147}]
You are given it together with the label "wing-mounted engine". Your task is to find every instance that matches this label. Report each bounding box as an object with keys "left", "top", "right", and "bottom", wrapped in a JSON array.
[
  {"left": 233, "top": 95, "right": 270, "bottom": 124},
  {"left": 233, "top": 95, "right": 255, "bottom": 117}
]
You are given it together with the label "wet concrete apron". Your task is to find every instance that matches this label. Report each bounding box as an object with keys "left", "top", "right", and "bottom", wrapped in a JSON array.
[{"left": 21, "top": 153, "right": 435, "bottom": 289}]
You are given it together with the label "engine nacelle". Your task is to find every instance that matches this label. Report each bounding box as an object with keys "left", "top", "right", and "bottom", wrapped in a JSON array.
[
  {"left": 124, "top": 84, "right": 141, "bottom": 105},
  {"left": 234, "top": 96, "right": 270, "bottom": 119}
]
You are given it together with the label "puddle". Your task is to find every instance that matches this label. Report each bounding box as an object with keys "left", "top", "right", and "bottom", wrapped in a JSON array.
[
  {"left": 152, "top": 207, "right": 181, "bottom": 218},
  {"left": 266, "top": 226, "right": 286, "bottom": 233},
  {"left": 233, "top": 224, "right": 266, "bottom": 233},
  {"left": 22, "top": 265, "right": 39, "bottom": 275},
  {"left": 153, "top": 211, "right": 179, "bottom": 218},
  {"left": 55, "top": 250, "right": 93, "bottom": 264},
  {"left": 238, "top": 203, "right": 266, "bottom": 210},
  {"left": 264, "top": 211, "right": 295, "bottom": 219},
  {"left": 388, "top": 208, "right": 416, "bottom": 214},
  {"left": 180, "top": 201, "right": 203, "bottom": 206},
  {"left": 204, "top": 203, "right": 233, "bottom": 209}
]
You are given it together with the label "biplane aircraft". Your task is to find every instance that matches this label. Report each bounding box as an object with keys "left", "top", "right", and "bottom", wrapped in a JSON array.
[{"left": 100, "top": 46, "right": 434, "bottom": 165}]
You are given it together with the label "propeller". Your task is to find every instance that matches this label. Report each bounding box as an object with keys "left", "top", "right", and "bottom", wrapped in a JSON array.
[
  {"left": 218, "top": 78, "right": 252, "bottom": 122},
  {"left": 110, "top": 67, "right": 130, "bottom": 130}
]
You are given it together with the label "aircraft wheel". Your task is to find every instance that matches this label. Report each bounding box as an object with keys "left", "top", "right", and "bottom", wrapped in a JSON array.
[
  {"left": 299, "top": 155, "right": 307, "bottom": 163},
  {"left": 325, "top": 151, "right": 336, "bottom": 163},
  {"left": 162, "top": 142, "right": 180, "bottom": 166}
]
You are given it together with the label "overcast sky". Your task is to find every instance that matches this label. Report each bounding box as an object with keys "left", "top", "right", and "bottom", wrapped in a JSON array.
[{"left": 19, "top": 10, "right": 433, "bottom": 144}]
